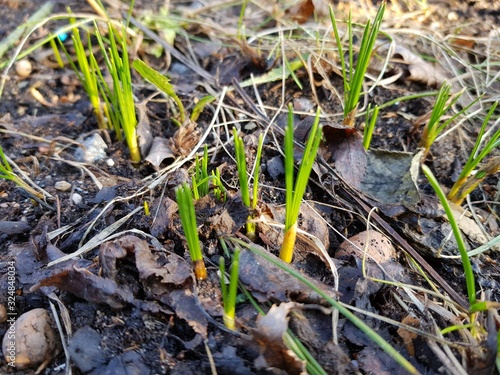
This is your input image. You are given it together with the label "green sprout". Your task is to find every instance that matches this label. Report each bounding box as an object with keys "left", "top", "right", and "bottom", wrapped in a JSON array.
[
  {"left": 192, "top": 145, "right": 210, "bottom": 200},
  {"left": 447, "top": 102, "right": 500, "bottom": 204},
  {"left": 329, "top": 2, "right": 386, "bottom": 127},
  {"left": 219, "top": 248, "right": 240, "bottom": 330},
  {"left": 280, "top": 105, "right": 322, "bottom": 263},
  {"left": 132, "top": 59, "right": 186, "bottom": 125},
  {"left": 418, "top": 82, "right": 481, "bottom": 161},
  {"left": 175, "top": 183, "right": 207, "bottom": 280},
  {"left": 422, "top": 165, "right": 476, "bottom": 307},
  {"left": 363, "top": 104, "right": 379, "bottom": 150},
  {"left": 233, "top": 129, "right": 264, "bottom": 239},
  {"left": 212, "top": 168, "right": 227, "bottom": 203}
]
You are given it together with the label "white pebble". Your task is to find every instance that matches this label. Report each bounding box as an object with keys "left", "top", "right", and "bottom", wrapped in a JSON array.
[
  {"left": 15, "top": 59, "right": 32, "bottom": 79},
  {"left": 106, "top": 158, "right": 115, "bottom": 167},
  {"left": 71, "top": 193, "right": 83, "bottom": 205}
]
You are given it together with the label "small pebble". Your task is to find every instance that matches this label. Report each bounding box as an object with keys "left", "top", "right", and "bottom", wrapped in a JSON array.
[
  {"left": 71, "top": 193, "right": 83, "bottom": 205},
  {"left": 2, "top": 308, "right": 58, "bottom": 370},
  {"left": 15, "top": 59, "right": 32, "bottom": 79},
  {"left": 106, "top": 158, "right": 115, "bottom": 167},
  {"left": 74, "top": 133, "right": 108, "bottom": 163},
  {"left": 55, "top": 181, "right": 72, "bottom": 192}
]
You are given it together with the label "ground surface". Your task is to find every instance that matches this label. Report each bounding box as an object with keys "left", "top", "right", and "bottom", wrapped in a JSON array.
[{"left": 0, "top": 0, "right": 500, "bottom": 374}]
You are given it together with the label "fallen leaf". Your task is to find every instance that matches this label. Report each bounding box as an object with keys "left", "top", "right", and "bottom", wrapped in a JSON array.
[
  {"left": 145, "top": 136, "right": 175, "bottom": 169},
  {"left": 253, "top": 302, "right": 306, "bottom": 375},
  {"left": 322, "top": 123, "right": 367, "bottom": 190},
  {"left": 360, "top": 149, "right": 421, "bottom": 205},
  {"left": 30, "top": 264, "right": 135, "bottom": 309}
]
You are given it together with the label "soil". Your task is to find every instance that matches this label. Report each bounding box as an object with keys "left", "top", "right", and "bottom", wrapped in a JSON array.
[{"left": 0, "top": 1, "right": 499, "bottom": 374}]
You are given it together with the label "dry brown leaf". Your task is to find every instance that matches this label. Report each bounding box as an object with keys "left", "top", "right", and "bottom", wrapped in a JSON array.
[
  {"left": 253, "top": 302, "right": 306, "bottom": 374},
  {"left": 322, "top": 123, "right": 367, "bottom": 190},
  {"left": 336, "top": 229, "right": 396, "bottom": 263},
  {"left": 392, "top": 45, "right": 448, "bottom": 87}
]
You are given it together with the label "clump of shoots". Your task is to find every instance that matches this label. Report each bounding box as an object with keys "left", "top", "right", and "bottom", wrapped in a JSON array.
[
  {"left": 63, "top": 17, "right": 108, "bottom": 131},
  {"left": 94, "top": 23, "right": 139, "bottom": 162},
  {"left": 132, "top": 59, "right": 186, "bottom": 125},
  {"left": 60, "top": 18, "right": 140, "bottom": 162},
  {"left": 192, "top": 145, "right": 209, "bottom": 200},
  {"left": 280, "top": 106, "right": 322, "bottom": 263},
  {"left": 233, "top": 129, "right": 264, "bottom": 239},
  {"left": 219, "top": 247, "right": 240, "bottom": 330},
  {"left": 212, "top": 168, "right": 227, "bottom": 202},
  {"left": 329, "top": 2, "right": 386, "bottom": 126},
  {"left": 447, "top": 102, "right": 500, "bottom": 204},
  {"left": 175, "top": 183, "right": 207, "bottom": 280},
  {"left": 418, "top": 82, "right": 480, "bottom": 161},
  {"left": 363, "top": 104, "right": 379, "bottom": 150}
]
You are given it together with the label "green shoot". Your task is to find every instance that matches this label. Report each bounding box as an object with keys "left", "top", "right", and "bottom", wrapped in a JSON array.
[
  {"left": 252, "top": 134, "right": 264, "bottom": 210},
  {"left": 132, "top": 59, "right": 186, "bottom": 124},
  {"left": 0, "top": 145, "right": 43, "bottom": 199},
  {"left": 418, "top": 82, "right": 480, "bottom": 161},
  {"left": 65, "top": 19, "right": 108, "bottom": 131},
  {"left": 233, "top": 130, "right": 264, "bottom": 239},
  {"left": 212, "top": 168, "right": 227, "bottom": 203},
  {"left": 192, "top": 145, "right": 209, "bottom": 200},
  {"left": 422, "top": 165, "right": 476, "bottom": 306},
  {"left": 94, "top": 23, "right": 139, "bottom": 162},
  {"left": 280, "top": 106, "right": 322, "bottom": 263},
  {"left": 175, "top": 183, "right": 207, "bottom": 280},
  {"left": 363, "top": 104, "right": 379, "bottom": 149},
  {"left": 329, "top": 2, "right": 386, "bottom": 126},
  {"left": 219, "top": 249, "right": 240, "bottom": 330},
  {"left": 233, "top": 128, "right": 250, "bottom": 207},
  {"left": 447, "top": 102, "right": 500, "bottom": 204}
]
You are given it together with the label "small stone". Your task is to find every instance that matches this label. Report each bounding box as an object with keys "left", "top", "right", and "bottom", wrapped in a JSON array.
[
  {"left": 74, "top": 133, "right": 108, "bottom": 163},
  {"left": 2, "top": 308, "right": 58, "bottom": 370},
  {"left": 106, "top": 158, "right": 115, "bottom": 167},
  {"left": 71, "top": 193, "right": 83, "bottom": 205},
  {"left": 15, "top": 59, "right": 32, "bottom": 79},
  {"left": 55, "top": 181, "right": 72, "bottom": 191},
  {"left": 336, "top": 230, "right": 396, "bottom": 263}
]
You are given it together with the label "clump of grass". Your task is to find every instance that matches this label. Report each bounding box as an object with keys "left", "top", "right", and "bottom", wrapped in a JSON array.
[
  {"left": 329, "top": 2, "right": 386, "bottom": 127},
  {"left": 447, "top": 102, "right": 500, "bottom": 204},
  {"left": 280, "top": 106, "right": 322, "bottom": 263},
  {"left": 233, "top": 129, "right": 264, "bottom": 239},
  {"left": 175, "top": 183, "right": 207, "bottom": 280},
  {"left": 219, "top": 248, "right": 240, "bottom": 330},
  {"left": 61, "top": 17, "right": 140, "bottom": 162},
  {"left": 94, "top": 23, "right": 139, "bottom": 162}
]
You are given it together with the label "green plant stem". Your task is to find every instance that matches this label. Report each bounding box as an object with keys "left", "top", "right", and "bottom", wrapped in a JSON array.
[
  {"left": 175, "top": 183, "right": 207, "bottom": 280},
  {"left": 422, "top": 165, "right": 476, "bottom": 306},
  {"left": 280, "top": 106, "right": 322, "bottom": 263}
]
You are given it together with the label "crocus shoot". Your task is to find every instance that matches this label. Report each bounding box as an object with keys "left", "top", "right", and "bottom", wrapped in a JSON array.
[
  {"left": 280, "top": 105, "right": 322, "bottom": 263},
  {"left": 175, "top": 183, "right": 207, "bottom": 280},
  {"left": 219, "top": 248, "right": 240, "bottom": 330}
]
